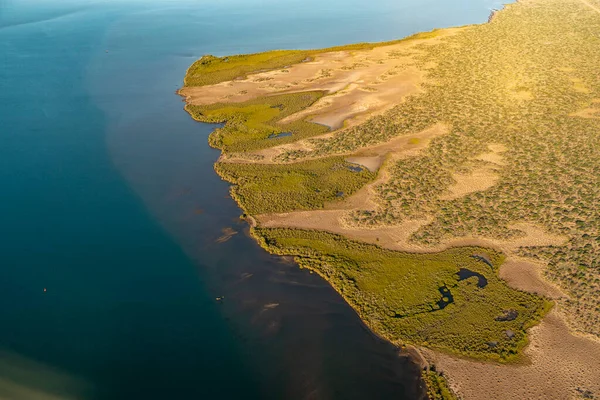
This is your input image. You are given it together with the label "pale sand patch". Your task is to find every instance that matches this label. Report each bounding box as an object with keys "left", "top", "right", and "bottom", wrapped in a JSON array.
[
  {"left": 258, "top": 212, "right": 567, "bottom": 255},
  {"left": 258, "top": 209, "right": 431, "bottom": 251},
  {"left": 410, "top": 222, "right": 568, "bottom": 254},
  {"left": 511, "top": 89, "right": 534, "bottom": 100},
  {"left": 302, "top": 67, "right": 423, "bottom": 130},
  {"left": 499, "top": 257, "right": 566, "bottom": 299},
  {"left": 474, "top": 143, "right": 507, "bottom": 165},
  {"left": 570, "top": 77, "right": 591, "bottom": 93},
  {"left": 504, "top": 222, "right": 567, "bottom": 249},
  {"left": 342, "top": 123, "right": 448, "bottom": 171},
  {"left": 440, "top": 166, "right": 500, "bottom": 200},
  {"left": 570, "top": 99, "right": 600, "bottom": 119},
  {"left": 353, "top": 123, "right": 446, "bottom": 158},
  {"left": 345, "top": 156, "right": 381, "bottom": 172},
  {"left": 441, "top": 143, "right": 508, "bottom": 200},
  {"left": 427, "top": 309, "right": 600, "bottom": 400}
]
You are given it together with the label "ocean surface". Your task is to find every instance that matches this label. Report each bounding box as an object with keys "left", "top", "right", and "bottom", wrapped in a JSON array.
[{"left": 0, "top": 0, "right": 506, "bottom": 398}]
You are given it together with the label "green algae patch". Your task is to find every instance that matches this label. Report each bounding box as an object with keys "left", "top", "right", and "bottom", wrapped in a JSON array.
[
  {"left": 216, "top": 157, "right": 375, "bottom": 215},
  {"left": 254, "top": 228, "right": 552, "bottom": 362},
  {"left": 186, "top": 91, "right": 329, "bottom": 152}
]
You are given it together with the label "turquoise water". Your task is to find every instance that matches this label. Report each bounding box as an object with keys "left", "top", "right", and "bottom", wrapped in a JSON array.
[{"left": 1, "top": 0, "right": 505, "bottom": 398}]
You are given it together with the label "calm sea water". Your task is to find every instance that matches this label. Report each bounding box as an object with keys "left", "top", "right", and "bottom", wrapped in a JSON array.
[{"left": 1, "top": 0, "right": 505, "bottom": 398}]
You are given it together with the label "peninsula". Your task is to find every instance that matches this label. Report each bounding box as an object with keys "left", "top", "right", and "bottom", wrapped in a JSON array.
[{"left": 180, "top": 0, "right": 600, "bottom": 397}]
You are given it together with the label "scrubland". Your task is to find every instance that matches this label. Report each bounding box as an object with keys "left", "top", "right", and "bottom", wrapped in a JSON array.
[{"left": 183, "top": 0, "right": 600, "bottom": 397}]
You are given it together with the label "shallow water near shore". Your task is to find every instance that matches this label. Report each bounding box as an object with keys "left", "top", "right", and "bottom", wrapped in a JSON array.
[{"left": 1, "top": 0, "right": 507, "bottom": 398}]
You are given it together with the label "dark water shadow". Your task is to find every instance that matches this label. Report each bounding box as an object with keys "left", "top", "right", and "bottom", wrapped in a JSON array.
[
  {"left": 105, "top": 98, "right": 426, "bottom": 399},
  {"left": 457, "top": 268, "right": 488, "bottom": 288}
]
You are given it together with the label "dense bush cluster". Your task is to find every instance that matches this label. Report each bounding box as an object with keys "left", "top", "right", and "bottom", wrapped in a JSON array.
[
  {"left": 215, "top": 157, "right": 375, "bottom": 214},
  {"left": 255, "top": 228, "right": 550, "bottom": 361},
  {"left": 186, "top": 91, "right": 329, "bottom": 152}
]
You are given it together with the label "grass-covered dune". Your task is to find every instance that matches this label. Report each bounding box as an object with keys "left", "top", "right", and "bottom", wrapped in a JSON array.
[{"left": 254, "top": 228, "right": 551, "bottom": 362}]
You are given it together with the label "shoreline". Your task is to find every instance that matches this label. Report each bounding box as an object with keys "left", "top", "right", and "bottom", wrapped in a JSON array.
[{"left": 180, "top": 0, "right": 600, "bottom": 397}]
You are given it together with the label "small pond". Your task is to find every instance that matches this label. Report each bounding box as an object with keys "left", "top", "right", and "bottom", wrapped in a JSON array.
[
  {"left": 268, "top": 132, "right": 293, "bottom": 139},
  {"left": 346, "top": 165, "right": 364, "bottom": 173},
  {"left": 457, "top": 268, "right": 488, "bottom": 288},
  {"left": 437, "top": 286, "right": 454, "bottom": 309}
]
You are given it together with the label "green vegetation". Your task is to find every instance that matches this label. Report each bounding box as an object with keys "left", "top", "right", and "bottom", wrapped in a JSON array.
[
  {"left": 254, "top": 228, "right": 551, "bottom": 361},
  {"left": 183, "top": 0, "right": 600, "bottom": 388},
  {"left": 423, "top": 370, "right": 457, "bottom": 400},
  {"left": 185, "top": 51, "right": 308, "bottom": 87},
  {"left": 258, "top": 0, "right": 600, "bottom": 336},
  {"left": 186, "top": 91, "right": 329, "bottom": 152},
  {"left": 184, "top": 30, "right": 443, "bottom": 87},
  {"left": 216, "top": 157, "right": 374, "bottom": 214}
]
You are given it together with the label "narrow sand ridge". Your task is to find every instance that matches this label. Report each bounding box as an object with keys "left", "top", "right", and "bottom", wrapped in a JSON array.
[{"left": 245, "top": 120, "right": 446, "bottom": 164}]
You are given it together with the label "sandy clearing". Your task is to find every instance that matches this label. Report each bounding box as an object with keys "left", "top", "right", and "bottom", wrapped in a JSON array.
[
  {"left": 499, "top": 257, "right": 566, "bottom": 299},
  {"left": 345, "top": 156, "right": 381, "bottom": 172},
  {"left": 474, "top": 143, "right": 507, "bottom": 165},
  {"left": 440, "top": 167, "right": 500, "bottom": 200},
  {"left": 570, "top": 77, "right": 591, "bottom": 93},
  {"left": 570, "top": 99, "right": 600, "bottom": 119},
  {"left": 441, "top": 143, "right": 507, "bottom": 200},
  {"left": 427, "top": 309, "right": 600, "bottom": 400},
  {"left": 511, "top": 89, "right": 534, "bottom": 100},
  {"left": 341, "top": 123, "right": 448, "bottom": 171}
]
